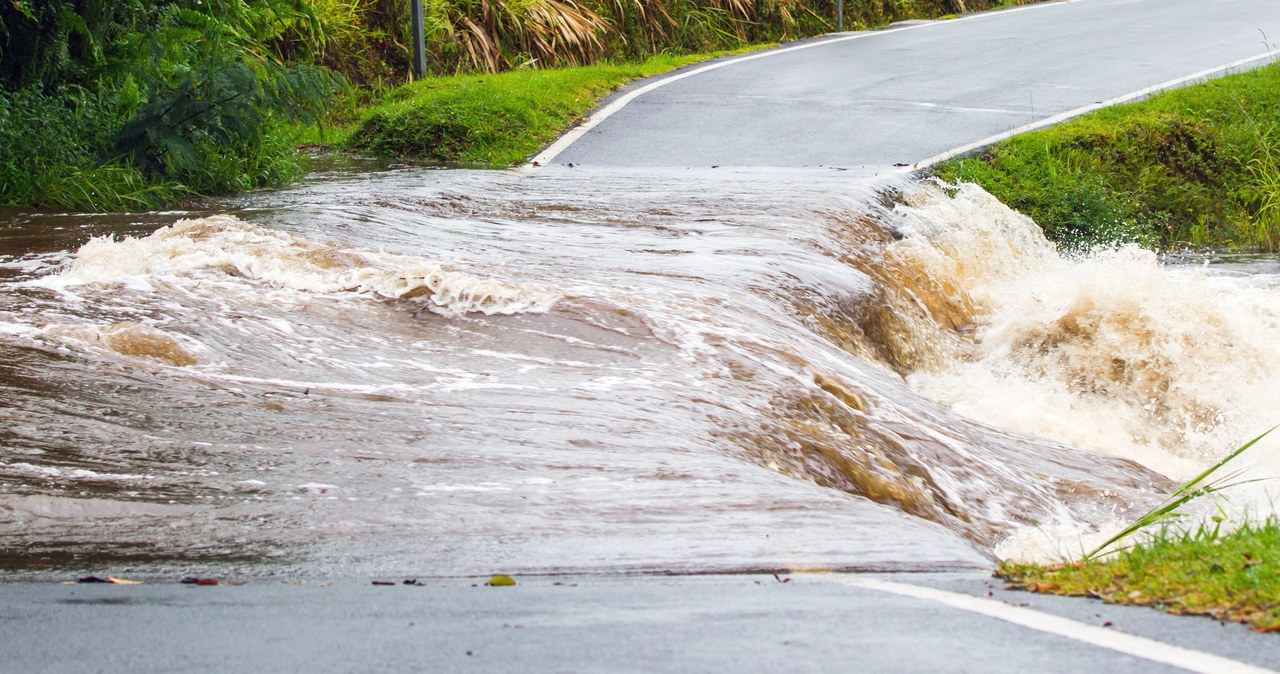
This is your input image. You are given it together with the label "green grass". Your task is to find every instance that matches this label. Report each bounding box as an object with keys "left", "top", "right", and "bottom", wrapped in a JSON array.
[
  {"left": 998, "top": 429, "right": 1280, "bottom": 631},
  {"left": 935, "top": 61, "right": 1280, "bottom": 252},
  {"left": 338, "top": 49, "right": 770, "bottom": 167},
  {"left": 1080, "top": 426, "right": 1274, "bottom": 561},
  {"left": 999, "top": 521, "right": 1280, "bottom": 631}
]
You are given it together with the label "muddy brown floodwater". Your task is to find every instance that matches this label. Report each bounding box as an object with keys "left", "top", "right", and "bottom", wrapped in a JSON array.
[{"left": 3, "top": 164, "right": 1277, "bottom": 578}]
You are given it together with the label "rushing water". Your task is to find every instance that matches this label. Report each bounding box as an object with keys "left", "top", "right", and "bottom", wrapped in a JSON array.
[{"left": 2, "top": 165, "right": 1277, "bottom": 577}]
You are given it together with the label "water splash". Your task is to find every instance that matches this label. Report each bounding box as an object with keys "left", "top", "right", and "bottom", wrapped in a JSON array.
[
  {"left": 881, "top": 181, "right": 1280, "bottom": 560},
  {"left": 50, "top": 214, "right": 560, "bottom": 317},
  {"left": 1, "top": 167, "right": 1272, "bottom": 575}
]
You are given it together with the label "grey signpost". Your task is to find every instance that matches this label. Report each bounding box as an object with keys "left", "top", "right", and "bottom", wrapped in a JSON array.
[
  {"left": 412, "top": 0, "right": 427, "bottom": 78},
  {"left": 837, "top": 0, "right": 844, "bottom": 31}
]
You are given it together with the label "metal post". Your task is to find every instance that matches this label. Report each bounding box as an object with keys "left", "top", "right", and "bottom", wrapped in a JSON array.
[
  {"left": 836, "top": 0, "right": 844, "bottom": 32},
  {"left": 412, "top": 0, "right": 427, "bottom": 79}
]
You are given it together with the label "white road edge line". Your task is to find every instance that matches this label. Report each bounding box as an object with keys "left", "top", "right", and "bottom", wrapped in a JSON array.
[
  {"left": 829, "top": 576, "right": 1278, "bottom": 674},
  {"left": 525, "top": 0, "right": 1080, "bottom": 168},
  {"left": 916, "top": 50, "right": 1279, "bottom": 168}
]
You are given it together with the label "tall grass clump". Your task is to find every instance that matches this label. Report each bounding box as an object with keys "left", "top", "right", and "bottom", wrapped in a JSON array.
[
  {"left": 1000, "top": 519, "right": 1280, "bottom": 630},
  {"left": 998, "top": 427, "right": 1280, "bottom": 630},
  {"left": 307, "top": 0, "right": 1034, "bottom": 81},
  {"left": 1083, "top": 425, "right": 1275, "bottom": 561}
]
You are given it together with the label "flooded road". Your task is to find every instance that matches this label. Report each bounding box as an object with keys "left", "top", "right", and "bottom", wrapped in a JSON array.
[{"left": 2, "top": 165, "right": 1276, "bottom": 577}]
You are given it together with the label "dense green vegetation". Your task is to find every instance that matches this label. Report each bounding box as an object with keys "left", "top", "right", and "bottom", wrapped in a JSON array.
[
  {"left": 935, "top": 62, "right": 1280, "bottom": 252},
  {"left": 2, "top": 0, "right": 1026, "bottom": 211},
  {"left": 999, "top": 521, "right": 1280, "bottom": 631},
  {"left": 0, "top": 0, "right": 338, "bottom": 210}
]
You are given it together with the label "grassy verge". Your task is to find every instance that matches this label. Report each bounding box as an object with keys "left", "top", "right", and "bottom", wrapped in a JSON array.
[
  {"left": 934, "top": 61, "right": 1280, "bottom": 252},
  {"left": 312, "top": 49, "right": 767, "bottom": 167},
  {"left": 998, "top": 430, "right": 1279, "bottom": 631},
  {"left": 998, "top": 521, "right": 1280, "bottom": 631}
]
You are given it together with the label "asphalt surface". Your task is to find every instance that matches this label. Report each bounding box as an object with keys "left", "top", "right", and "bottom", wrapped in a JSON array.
[
  {"left": 4, "top": 573, "right": 1279, "bottom": 673},
  {"left": 548, "top": 0, "right": 1280, "bottom": 170}
]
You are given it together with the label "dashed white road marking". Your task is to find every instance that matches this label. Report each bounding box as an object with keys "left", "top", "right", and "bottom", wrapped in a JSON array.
[{"left": 829, "top": 576, "right": 1278, "bottom": 674}]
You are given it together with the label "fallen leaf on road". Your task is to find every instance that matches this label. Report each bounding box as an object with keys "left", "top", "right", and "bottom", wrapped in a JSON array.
[{"left": 487, "top": 575, "right": 516, "bottom": 587}]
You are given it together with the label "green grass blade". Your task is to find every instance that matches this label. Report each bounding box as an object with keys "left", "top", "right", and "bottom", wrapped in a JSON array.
[{"left": 1083, "top": 425, "right": 1278, "bottom": 560}]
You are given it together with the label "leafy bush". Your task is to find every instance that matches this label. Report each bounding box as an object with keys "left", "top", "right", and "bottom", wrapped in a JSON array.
[
  {"left": 0, "top": 86, "right": 171, "bottom": 210},
  {"left": 0, "top": 0, "right": 341, "bottom": 210}
]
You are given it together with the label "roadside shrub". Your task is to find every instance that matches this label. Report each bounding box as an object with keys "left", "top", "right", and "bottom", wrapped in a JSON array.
[
  {"left": 0, "top": 86, "right": 175, "bottom": 210},
  {"left": 0, "top": 1, "right": 341, "bottom": 210},
  {"left": 0, "top": 88, "right": 93, "bottom": 206}
]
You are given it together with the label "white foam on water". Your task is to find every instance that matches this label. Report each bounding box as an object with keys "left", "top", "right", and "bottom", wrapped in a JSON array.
[
  {"left": 3, "top": 462, "right": 152, "bottom": 482},
  {"left": 45, "top": 214, "right": 560, "bottom": 317},
  {"left": 888, "top": 182, "right": 1280, "bottom": 560},
  {"left": 0, "top": 252, "right": 68, "bottom": 275},
  {"left": 0, "top": 321, "right": 41, "bottom": 339}
]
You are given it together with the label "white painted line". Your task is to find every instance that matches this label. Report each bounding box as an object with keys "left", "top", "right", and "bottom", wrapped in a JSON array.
[
  {"left": 917, "top": 50, "right": 1279, "bottom": 168},
  {"left": 527, "top": 0, "right": 1079, "bottom": 168},
  {"left": 830, "top": 576, "right": 1278, "bottom": 674}
]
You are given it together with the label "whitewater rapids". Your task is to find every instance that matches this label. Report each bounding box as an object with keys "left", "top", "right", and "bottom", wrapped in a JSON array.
[{"left": 0, "top": 166, "right": 1275, "bottom": 575}]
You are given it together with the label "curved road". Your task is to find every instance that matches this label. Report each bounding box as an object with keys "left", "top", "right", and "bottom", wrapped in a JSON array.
[{"left": 541, "top": 0, "right": 1280, "bottom": 171}]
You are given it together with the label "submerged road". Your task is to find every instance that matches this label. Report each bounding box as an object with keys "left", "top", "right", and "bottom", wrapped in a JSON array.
[{"left": 541, "top": 0, "right": 1280, "bottom": 171}]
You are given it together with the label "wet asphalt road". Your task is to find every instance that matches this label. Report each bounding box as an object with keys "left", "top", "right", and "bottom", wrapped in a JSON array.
[
  {"left": 548, "top": 0, "right": 1280, "bottom": 171},
  {"left": 4, "top": 573, "right": 1279, "bottom": 673}
]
